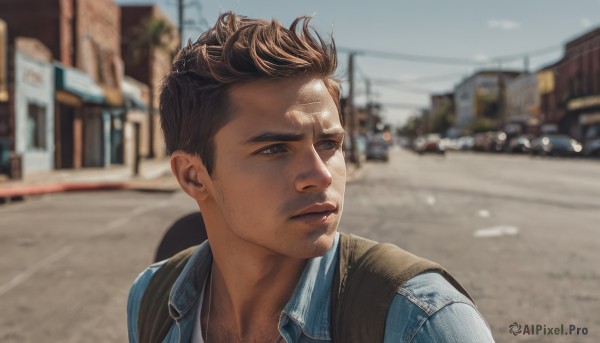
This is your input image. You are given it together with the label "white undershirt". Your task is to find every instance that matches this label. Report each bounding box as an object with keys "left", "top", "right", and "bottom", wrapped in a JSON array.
[{"left": 190, "top": 277, "right": 207, "bottom": 343}]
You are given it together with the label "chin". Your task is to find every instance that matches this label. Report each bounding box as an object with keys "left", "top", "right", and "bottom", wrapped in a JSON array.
[{"left": 295, "top": 230, "right": 336, "bottom": 259}]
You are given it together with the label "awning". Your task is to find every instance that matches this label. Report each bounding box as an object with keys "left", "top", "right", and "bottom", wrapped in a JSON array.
[
  {"left": 121, "top": 76, "right": 148, "bottom": 110},
  {"left": 580, "top": 112, "right": 600, "bottom": 126},
  {"left": 55, "top": 64, "right": 104, "bottom": 104}
]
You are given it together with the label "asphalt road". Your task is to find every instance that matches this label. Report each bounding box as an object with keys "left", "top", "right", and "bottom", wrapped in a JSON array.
[{"left": 0, "top": 148, "right": 598, "bottom": 342}]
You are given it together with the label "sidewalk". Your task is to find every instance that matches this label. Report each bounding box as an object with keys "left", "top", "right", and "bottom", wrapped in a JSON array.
[
  {"left": 0, "top": 159, "right": 365, "bottom": 202},
  {"left": 0, "top": 158, "right": 176, "bottom": 200}
]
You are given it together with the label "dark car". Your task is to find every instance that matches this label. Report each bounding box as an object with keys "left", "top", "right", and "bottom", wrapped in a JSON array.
[
  {"left": 583, "top": 124, "right": 600, "bottom": 157},
  {"left": 508, "top": 134, "right": 534, "bottom": 154},
  {"left": 366, "top": 140, "right": 389, "bottom": 161},
  {"left": 530, "top": 134, "right": 583, "bottom": 157}
]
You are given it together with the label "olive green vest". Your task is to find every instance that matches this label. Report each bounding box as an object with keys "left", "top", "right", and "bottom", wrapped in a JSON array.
[{"left": 138, "top": 233, "right": 473, "bottom": 343}]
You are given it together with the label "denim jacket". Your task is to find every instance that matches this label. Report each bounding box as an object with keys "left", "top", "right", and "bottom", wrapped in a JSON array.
[{"left": 127, "top": 232, "right": 495, "bottom": 342}]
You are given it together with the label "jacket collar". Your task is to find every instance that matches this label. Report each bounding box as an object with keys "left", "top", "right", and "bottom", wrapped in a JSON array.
[
  {"left": 168, "top": 240, "right": 212, "bottom": 320},
  {"left": 282, "top": 232, "right": 339, "bottom": 341},
  {"left": 167, "top": 232, "right": 340, "bottom": 341}
]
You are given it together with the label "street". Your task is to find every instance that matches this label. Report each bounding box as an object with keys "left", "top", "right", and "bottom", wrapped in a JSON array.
[{"left": 1, "top": 148, "right": 598, "bottom": 342}]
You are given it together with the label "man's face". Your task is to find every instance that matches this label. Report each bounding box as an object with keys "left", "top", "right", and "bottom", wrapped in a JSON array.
[{"left": 204, "top": 76, "right": 346, "bottom": 259}]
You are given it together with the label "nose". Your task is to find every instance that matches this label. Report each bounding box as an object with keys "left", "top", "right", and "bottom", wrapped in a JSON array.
[{"left": 294, "top": 146, "right": 333, "bottom": 192}]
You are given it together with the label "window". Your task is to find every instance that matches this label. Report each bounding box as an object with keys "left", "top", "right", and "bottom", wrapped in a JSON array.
[{"left": 26, "top": 102, "right": 46, "bottom": 150}]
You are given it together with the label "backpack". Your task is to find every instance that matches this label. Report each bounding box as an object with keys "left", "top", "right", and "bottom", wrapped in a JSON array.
[{"left": 138, "top": 233, "right": 473, "bottom": 343}]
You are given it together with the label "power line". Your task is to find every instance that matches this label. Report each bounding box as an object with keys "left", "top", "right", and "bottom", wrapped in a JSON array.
[
  {"left": 369, "top": 73, "right": 466, "bottom": 85},
  {"left": 338, "top": 45, "right": 561, "bottom": 67},
  {"left": 490, "top": 45, "right": 560, "bottom": 62},
  {"left": 338, "top": 46, "right": 482, "bottom": 66}
]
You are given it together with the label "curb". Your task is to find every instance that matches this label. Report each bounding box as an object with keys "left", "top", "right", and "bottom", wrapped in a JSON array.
[{"left": 0, "top": 183, "right": 128, "bottom": 202}]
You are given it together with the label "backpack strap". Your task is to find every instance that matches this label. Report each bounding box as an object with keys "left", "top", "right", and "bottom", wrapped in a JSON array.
[
  {"left": 332, "top": 233, "right": 473, "bottom": 343},
  {"left": 138, "top": 246, "right": 198, "bottom": 343}
]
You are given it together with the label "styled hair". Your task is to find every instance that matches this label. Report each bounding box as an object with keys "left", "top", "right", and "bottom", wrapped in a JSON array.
[{"left": 159, "top": 12, "right": 340, "bottom": 175}]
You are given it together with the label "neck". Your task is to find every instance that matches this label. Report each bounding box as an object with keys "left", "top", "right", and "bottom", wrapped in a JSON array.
[{"left": 205, "top": 230, "right": 307, "bottom": 338}]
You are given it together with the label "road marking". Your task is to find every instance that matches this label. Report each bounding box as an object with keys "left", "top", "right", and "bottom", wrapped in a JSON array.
[
  {"left": 0, "top": 246, "right": 72, "bottom": 298},
  {"left": 425, "top": 195, "right": 436, "bottom": 206},
  {"left": 91, "top": 200, "right": 171, "bottom": 236},
  {"left": 478, "top": 209, "right": 491, "bottom": 218},
  {"left": 474, "top": 225, "right": 520, "bottom": 238}
]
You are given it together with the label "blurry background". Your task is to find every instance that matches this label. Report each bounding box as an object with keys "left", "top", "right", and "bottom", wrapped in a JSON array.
[{"left": 0, "top": 1, "right": 599, "bottom": 342}]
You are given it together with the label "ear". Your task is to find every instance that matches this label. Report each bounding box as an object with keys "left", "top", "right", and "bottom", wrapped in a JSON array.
[{"left": 170, "top": 151, "right": 211, "bottom": 201}]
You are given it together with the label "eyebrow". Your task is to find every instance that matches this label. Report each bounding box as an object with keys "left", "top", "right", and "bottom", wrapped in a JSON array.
[{"left": 241, "top": 128, "right": 346, "bottom": 145}]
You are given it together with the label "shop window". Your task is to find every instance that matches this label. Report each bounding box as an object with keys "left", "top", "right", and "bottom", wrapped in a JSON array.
[{"left": 26, "top": 102, "right": 46, "bottom": 150}]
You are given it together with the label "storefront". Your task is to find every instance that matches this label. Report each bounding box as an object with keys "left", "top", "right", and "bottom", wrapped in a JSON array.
[
  {"left": 579, "top": 112, "right": 600, "bottom": 156},
  {"left": 0, "top": 19, "right": 9, "bottom": 176},
  {"left": 14, "top": 50, "right": 55, "bottom": 175},
  {"left": 564, "top": 94, "right": 600, "bottom": 141},
  {"left": 121, "top": 76, "right": 149, "bottom": 174},
  {"left": 54, "top": 63, "right": 105, "bottom": 169}
]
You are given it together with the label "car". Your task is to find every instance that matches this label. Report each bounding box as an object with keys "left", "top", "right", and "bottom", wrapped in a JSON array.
[
  {"left": 530, "top": 134, "right": 583, "bottom": 157},
  {"left": 507, "top": 134, "right": 534, "bottom": 154},
  {"left": 457, "top": 136, "right": 475, "bottom": 151},
  {"left": 582, "top": 124, "right": 600, "bottom": 157},
  {"left": 414, "top": 134, "right": 445, "bottom": 155},
  {"left": 365, "top": 139, "right": 389, "bottom": 161},
  {"left": 490, "top": 131, "right": 508, "bottom": 152},
  {"left": 473, "top": 132, "right": 494, "bottom": 152}
]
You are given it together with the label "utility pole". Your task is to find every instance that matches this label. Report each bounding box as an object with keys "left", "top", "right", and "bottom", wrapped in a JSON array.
[
  {"left": 347, "top": 52, "right": 360, "bottom": 167},
  {"left": 366, "top": 78, "right": 374, "bottom": 134},
  {"left": 497, "top": 61, "right": 506, "bottom": 128},
  {"left": 178, "top": 0, "right": 184, "bottom": 48},
  {"left": 524, "top": 55, "right": 530, "bottom": 73}
]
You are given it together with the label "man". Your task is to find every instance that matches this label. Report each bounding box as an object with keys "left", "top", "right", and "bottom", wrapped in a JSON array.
[{"left": 127, "top": 12, "right": 495, "bottom": 343}]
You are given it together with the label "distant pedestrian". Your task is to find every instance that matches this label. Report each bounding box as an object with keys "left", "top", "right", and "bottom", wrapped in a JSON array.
[{"left": 127, "top": 12, "right": 495, "bottom": 343}]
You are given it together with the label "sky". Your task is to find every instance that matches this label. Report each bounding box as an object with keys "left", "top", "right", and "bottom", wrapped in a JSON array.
[{"left": 116, "top": 0, "right": 600, "bottom": 127}]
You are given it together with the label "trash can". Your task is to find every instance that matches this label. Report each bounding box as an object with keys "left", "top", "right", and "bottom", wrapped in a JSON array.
[{"left": 9, "top": 153, "right": 22, "bottom": 180}]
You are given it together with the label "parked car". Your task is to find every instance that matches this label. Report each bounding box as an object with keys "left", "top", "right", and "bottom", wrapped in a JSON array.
[
  {"left": 507, "top": 134, "right": 534, "bottom": 154},
  {"left": 490, "top": 131, "right": 509, "bottom": 152},
  {"left": 473, "top": 132, "right": 494, "bottom": 152},
  {"left": 414, "top": 134, "right": 445, "bottom": 154},
  {"left": 457, "top": 136, "right": 475, "bottom": 151},
  {"left": 530, "top": 134, "right": 583, "bottom": 157},
  {"left": 582, "top": 124, "right": 600, "bottom": 157},
  {"left": 366, "top": 139, "right": 389, "bottom": 161}
]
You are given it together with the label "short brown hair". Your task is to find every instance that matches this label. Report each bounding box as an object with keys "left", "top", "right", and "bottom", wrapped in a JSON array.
[{"left": 159, "top": 12, "right": 340, "bottom": 175}]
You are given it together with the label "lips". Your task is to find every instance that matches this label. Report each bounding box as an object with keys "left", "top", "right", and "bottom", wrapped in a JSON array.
[{"left": 290, "top": 203, "right": 338, "bottom": 219}]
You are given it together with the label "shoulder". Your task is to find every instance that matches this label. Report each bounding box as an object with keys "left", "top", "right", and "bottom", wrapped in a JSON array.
[
  {"left": 384, "top": 271, "right": 495, "bottom": 343},
  {"left": 126, "top": 260, "right": 167, "bottom": 343}
]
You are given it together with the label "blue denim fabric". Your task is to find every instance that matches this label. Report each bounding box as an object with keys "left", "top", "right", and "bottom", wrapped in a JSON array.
[{"left": 127, "top": 232, "right": 494, "bottom": 342}]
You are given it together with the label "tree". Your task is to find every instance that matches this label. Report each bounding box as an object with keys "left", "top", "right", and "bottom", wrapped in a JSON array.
[
  {"left": 128, "top": 17, "right": 175, "bottom": 158},
  {"left": 429, "top": 101, "right": 455, "bottom": 135},
  {"left": 397, "top": 114, "right": 425, "bottom": 140}
]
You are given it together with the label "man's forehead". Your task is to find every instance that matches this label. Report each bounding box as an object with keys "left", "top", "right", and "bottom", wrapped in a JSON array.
[{"left": 228, "top": 77, "right": 332, "bottom": 112}]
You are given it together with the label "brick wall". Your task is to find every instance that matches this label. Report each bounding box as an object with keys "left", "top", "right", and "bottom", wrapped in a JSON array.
[
  {"left": 75, "top": 0, "right": 121, "bottom": 88},
  {"left": 0, "top": 0, "right": 67, "bottom": 64}
]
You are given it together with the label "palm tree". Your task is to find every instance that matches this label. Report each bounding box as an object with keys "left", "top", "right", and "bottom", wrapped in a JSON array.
[{"left": 128, "top": 16, "right": 175, "bottom": 159}]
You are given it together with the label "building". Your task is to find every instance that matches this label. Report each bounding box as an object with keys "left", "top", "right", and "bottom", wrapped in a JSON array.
[
  {"left": 541, "top": 26, "right": 600, "bottom": 140},
  {"left": 0, "top": 0, "right": 125, "bottom": 172},
  {"left": 13, "top": 38, "right": 56, "bottom": 175},
  {"left": 450, "top": 70, "right": 521, "bottom": 136},
  {"left": 121, "top": 5, "right": 179, "bottom": 159},
  {"left": 505, "top": 73, "right": 541, "bottom": 135},
  {"left": 0, "top": 18, "right": 11, "bottom": 176},
  {"left": 121, "top": 76, "right": 150, "bottom": 175}
]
